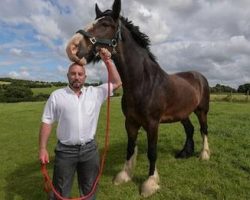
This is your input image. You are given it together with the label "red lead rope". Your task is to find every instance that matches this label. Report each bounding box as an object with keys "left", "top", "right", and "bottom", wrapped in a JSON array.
[{"left": 41, "top": 59, "right": 111, "bottom": 200}]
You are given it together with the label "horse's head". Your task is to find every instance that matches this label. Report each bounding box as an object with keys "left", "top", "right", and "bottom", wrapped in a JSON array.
[{"left": 66, "top": 0, "right": 121, "bottom": 65}]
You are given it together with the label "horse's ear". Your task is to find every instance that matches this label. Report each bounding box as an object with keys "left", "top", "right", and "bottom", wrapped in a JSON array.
[
  {"left": 112, "top": 0, "right": 121, "bottom": 20},
  {"left": 95, "top": 3, "right": 102, "bottom": 18}
]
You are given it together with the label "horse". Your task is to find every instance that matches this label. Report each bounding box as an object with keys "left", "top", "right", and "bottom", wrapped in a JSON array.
[{"left": 66, "top": 0, "right": 211, "bottom": 197}]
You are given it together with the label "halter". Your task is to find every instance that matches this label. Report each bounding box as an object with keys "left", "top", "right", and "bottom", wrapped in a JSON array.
[{"left": 76, "top": 20, "right": 122, "bottom": 55}]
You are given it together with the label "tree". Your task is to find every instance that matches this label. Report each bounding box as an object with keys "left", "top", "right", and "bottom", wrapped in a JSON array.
[
  {"left": 237, "top": 83, "right": 250, "bottom": 94},
  {"left": 3, "top": 85, "right": 33, "bottom": 102},
  {"left": 210, "top": 84, "right": 236, "bottom": 93}
]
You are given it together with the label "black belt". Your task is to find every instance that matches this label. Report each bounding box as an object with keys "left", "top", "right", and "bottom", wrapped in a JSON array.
[{"left": 59, "top": 140, "right": 94, "bottom": 147}]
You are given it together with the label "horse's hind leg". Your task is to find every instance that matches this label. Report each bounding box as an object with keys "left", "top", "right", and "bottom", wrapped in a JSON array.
[
  {"left": 176, "top": 118, "right": 195, "bottom": 158},
  {"left": 195, "top": 110, "right": 210, "bottom": 160},
  {"left": 113, "top": 118, "right": 140, "bottom": 185}
]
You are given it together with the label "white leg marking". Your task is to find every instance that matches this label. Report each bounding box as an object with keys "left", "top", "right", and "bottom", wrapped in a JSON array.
[
  {"left": 141, "top": 168, "right": 160, "bottom": 198},
  {"left": 200, "top": 134, "right": 210, "bottom": 160},
  {"left": 113, "top": 146, "right": 138, "bottom": 185}
]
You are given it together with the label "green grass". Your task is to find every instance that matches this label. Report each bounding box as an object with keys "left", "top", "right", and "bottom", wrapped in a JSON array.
[
  {"left": 0, "top": 100, "right": 250, "bottom": 200},
  {"left": 210, "top": 93, "right": 250, "bottom": 103},
  {"left": 31, "top": 86, "right": 123, "bottom": 96},
  {"left": 0, "top": 81, "right": 10, "bottom": 85},
  {"left": 31, "top": 86, "right": 62, "bottom": 95}
]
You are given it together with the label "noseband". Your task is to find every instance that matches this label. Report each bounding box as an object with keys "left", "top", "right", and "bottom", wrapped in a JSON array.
[{"left": 76, "top": 20, "right": 122, "bottom": 56}]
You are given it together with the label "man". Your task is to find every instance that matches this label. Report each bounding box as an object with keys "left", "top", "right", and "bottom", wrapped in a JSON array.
[{"left": 39, "top": 48, "right": 122, "bottom": 199}]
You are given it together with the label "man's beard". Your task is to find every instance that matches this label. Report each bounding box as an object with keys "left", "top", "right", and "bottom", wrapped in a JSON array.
[{"left": 69, "top": 80, "right": 83, "bottom": 90}]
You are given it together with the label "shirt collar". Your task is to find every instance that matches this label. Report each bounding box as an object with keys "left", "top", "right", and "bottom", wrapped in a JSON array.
[{"left": 66, "top": 85, "right": 85, "bottom": 95}]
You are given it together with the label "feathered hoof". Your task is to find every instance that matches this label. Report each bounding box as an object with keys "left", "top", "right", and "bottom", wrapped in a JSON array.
[
  {"left": 140, "top": 175, "right": 160, "bottom": 198},
  {"left": 200, "top": 149, "right": 210, "bottom": 160},
  {"left": 113, "top": 170, "right": 132, "bottom": 185}
]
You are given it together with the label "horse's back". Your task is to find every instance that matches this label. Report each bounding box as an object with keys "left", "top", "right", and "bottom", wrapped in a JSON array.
[
  {"left": 170, "top": 71, "right": 209, "bottom": 110},
  {"left": 175, "top": 71, "right": 208, "bottom": 86},
  {"left": 175, "top": 71, "right": 210, "bottom": 112}
]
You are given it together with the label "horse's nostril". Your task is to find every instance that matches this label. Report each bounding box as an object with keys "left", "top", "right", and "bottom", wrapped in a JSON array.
[{"left": 76, "top": 43, "right": 84, "bottom": 58}]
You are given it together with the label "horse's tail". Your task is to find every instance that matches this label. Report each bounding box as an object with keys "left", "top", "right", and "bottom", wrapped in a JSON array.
[{"left": 197, "top": 72, "right": 210, "bottom": 113}]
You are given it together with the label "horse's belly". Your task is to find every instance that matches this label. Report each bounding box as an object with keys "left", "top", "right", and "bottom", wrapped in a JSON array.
[
  {"left": 160, "top": 114, "right": 187, "bottom": 123},
  {"left": 160, "top": 105, "right": 196, "bottom": 123}
]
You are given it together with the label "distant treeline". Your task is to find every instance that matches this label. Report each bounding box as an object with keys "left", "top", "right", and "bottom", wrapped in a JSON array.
[
  {"left": 0, "top": 77, "right": 103, "bottom": 103},
  {"left": 0, "top": 77, "right": 67, "bottom": 88},
  {"left": 210, "top": 83, "right": 250, "bottom": 94},
  {"left": 0, "top": 78, "right": 249, "bottom": 103}
]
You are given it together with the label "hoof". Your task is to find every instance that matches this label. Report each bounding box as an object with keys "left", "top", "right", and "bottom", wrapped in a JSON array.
[
  {"left": 175, "top": 149, "right": 193, "bottom": 159},
  {"left": 113, "top": 170, "right": 132, "bottom": 185},
  {"left": 200, "top": 149, "right": 210, "bottom": 160},
  {"left": 140, "top": 171, "right": 160, "bottom": 198},
  {"left": 113, "top": 147, "right": 138, "bottom": 185}
]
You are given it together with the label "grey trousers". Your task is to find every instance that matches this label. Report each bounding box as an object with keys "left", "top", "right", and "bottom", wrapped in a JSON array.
[{"left": 49, "top": 140, "right": 99, "bottom": 200}]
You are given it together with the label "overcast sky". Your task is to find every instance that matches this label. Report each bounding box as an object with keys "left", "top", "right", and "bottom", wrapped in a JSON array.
[{"left": 0, "top": 0, "right": 250, "bottom": 88}]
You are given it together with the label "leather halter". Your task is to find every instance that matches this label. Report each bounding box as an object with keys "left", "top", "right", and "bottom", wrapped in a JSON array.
[{"left": 76, "top": 20, "right": 122, "bottom": 55}]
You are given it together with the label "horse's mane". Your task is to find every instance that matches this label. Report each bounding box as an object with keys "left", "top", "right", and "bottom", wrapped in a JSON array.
[{"left": 120, "top": 16, "right": 157, "bottom": 63}]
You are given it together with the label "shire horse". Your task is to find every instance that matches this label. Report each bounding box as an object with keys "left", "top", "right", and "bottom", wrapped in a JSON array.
[{"left": 66, "top": 0, "right": 210, "bottom": 197}]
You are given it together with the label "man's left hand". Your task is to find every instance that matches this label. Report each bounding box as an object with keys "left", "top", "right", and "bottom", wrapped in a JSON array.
[{"left": 99, "top": 48, "right": 111, "bottom": 62}]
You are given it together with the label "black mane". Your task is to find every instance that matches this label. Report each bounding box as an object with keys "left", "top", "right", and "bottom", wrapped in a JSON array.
[
  {"left": 95, "top": 9, "right": 157, "bottom": 63},
  {"left": 120, "top": 16, "right": 157, "bottom": 63}
]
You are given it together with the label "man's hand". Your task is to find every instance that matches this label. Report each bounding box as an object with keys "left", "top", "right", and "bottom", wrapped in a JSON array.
[
  {"left": 99, "top": 48, "right": 111, "bottom": 62},
  {"left": 39, "top": 122, "right": 52, "bottom": 164},
  {"left": 98, "top": 48, "right": 122, "bottom": 90},
  {"left": 39, "top": 148, "right": 50, "bottom": 164}
]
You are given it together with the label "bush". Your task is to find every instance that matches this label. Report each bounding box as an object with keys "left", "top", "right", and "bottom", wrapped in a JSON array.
[
  {"left": 2, "top": 85, "right": 33, "bottom": 102},
  {"left": 237, "top": 83, "right": 250, "bottom": 94},
  {"left": 32, "top": 93, "right": 50, "bottom": 101}
]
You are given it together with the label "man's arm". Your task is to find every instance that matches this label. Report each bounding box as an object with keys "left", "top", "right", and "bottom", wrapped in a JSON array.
[
  {"left": 39, "top": 122, "right": 53, "bottom": 164},
  {"left": 99, "top": 48, "right": 122, "bottom": 91}
]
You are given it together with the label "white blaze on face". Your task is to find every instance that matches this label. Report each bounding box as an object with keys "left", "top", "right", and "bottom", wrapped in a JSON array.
[
  {"left": 69, "top": 34, "right": 83, "bottom": 54},
  {"left": 84, "top": 17, "right": 105, "bottom": 32},
  {"left": 66, "top": 33, "right": 87, "bottom": 65},
  {"left": 66, "top": 17, "right": 106, "bottom": 65}
]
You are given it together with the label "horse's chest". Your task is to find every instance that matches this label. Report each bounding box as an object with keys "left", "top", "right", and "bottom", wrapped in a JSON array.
[
  {"left": 124, "top": 103, "right": 142, "bottom": 115},
  {"left": 122, "top": 99, "right": 146, "bottom": 120}
]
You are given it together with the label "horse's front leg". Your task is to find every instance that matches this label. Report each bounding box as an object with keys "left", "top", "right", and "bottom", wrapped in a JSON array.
[
  {"left": 113, "top": 118, "right": 140, "bottom": 185},
  {"left": 141, "top": 121, "right": 160, "bottom": 197}
]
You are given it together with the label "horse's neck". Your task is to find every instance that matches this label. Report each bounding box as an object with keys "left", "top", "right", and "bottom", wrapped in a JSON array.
[
  {"left": 114, "top": 41, "right": 165, "bottom": 92},
  {"left": 113, "top": 56, "right": 143, "bottom": 87}
]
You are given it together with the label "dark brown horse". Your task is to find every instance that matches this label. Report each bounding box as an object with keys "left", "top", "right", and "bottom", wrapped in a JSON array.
[{"left": 66, "top": 0, "right": 210, "bottom": 197}]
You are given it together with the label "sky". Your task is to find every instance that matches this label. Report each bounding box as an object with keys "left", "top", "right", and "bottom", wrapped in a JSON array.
[{"left": 0, "top": 0, "right": 250, "bottom": 88}]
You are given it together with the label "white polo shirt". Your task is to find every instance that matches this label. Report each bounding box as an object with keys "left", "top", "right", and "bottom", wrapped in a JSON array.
[{"left": 42, "top": 83, "right": 113, "bottom": 145}]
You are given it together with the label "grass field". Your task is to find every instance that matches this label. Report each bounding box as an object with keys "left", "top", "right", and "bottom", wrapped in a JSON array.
[
  {"left": 31, "top": 85, "right": 250, "bottom": 103},
  {"left": 210, "top": 93, "right": 249, "bottom": 103},
  {"left": 0, "top": 99, "right": 250, "bottom": 200},
  {"left": 31, "top": 86, "right": 123, "bottom": 97},
  {"left": 0, "top": 81, "right": 11, "bottom": 85},
  {"left": 31, "top": 86, "right": 62, "bottom": 95}
]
